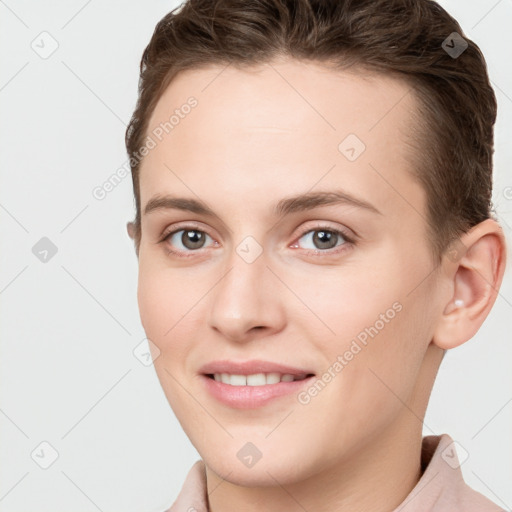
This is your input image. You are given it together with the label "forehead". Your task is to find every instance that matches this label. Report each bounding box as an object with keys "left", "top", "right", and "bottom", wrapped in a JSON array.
[{"left": 139, "top": 58, "right": 425, "bottom": 225}]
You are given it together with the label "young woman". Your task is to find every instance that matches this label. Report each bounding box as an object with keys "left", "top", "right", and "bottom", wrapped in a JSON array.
[{"left": 125, "top": 1, "right": 508, "bottom": 510}]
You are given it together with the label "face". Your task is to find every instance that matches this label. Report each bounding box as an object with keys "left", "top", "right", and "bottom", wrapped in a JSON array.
[{"left": 136, "top": 58, "right": 445, "bottom": 487}]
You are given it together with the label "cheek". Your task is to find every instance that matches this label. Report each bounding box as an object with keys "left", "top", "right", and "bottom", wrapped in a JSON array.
[
  {"left": 293, "top": 263, "right": 428, "bottom": 416},
  {"left": 341, "top": 298, "right": 429, "bottom": 420},
  {"left": 137, "top": 272, "right": 168, "bottom": 338},
  {"left": 137, "top": 266, "right": 189, "bottom": 351},
  {"left": 137, "top": 267, "right": 203, "bottom": 416},
  {"left": 295, "top": 303, "right": 425, "bottom": 465},
  {"left": 137, "top": 263, "right": 211, "bottom": 381},
  {"left": 287, "top": 260, "right": 401, "bottom": 345}
]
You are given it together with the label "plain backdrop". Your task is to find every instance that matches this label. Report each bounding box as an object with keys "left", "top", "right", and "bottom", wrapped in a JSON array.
[{"left": 0, "top": 1, "right": 511, "bottom": 511}]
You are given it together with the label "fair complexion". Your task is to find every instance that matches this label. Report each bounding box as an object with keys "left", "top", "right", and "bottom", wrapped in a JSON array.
[{"left": 127, "top": 58, "right": 506, "bottom": 512}]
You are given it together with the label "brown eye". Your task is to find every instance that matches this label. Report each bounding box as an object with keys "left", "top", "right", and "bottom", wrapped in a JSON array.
[
  {"left": 164, "top": 228, "right": 214, "bottom": 253},
  {"left": 312, "top": 230, "right": 339, "bottom": 250},
  {"left": 181, "top": 230, "right": 206, "bottom": 250},
  {"left": 297, "top": 228, "right": 349, "bottom": 251}
]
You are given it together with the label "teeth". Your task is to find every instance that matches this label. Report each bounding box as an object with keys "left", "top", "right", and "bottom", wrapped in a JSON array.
[{"left": 212, "top": 372, "right": 307, "bottom": 386}]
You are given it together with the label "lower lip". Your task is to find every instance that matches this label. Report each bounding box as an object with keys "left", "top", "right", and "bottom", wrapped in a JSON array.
[{"left": 201, "top": 374, "right": 315, "bottom": 409}]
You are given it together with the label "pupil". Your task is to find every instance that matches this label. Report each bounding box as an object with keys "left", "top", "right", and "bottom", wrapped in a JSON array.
[
  {"left": 314, "top": 230, "right": 336, "bottom": 249},
  {"left": 183, "top": 230, "right": 204, "bottom": 249}
]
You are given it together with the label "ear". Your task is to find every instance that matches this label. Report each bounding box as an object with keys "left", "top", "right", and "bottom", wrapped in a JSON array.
[
  {"left": 432, "top": 219, "right": 508, "bottom": 350},
  {"left": 127, "top": 221, "right": 135, "bottom": 240}
]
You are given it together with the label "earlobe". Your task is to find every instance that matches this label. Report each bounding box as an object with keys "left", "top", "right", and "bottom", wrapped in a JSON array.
[
  {"left": 434, "top": 299, "right": 469, "bottom": 351},
  {"left": 432, "top": 219, "right": 507, "bottom": 351}
]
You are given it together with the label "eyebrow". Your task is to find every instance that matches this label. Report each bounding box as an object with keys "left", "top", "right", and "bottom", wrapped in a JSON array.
[{"left": 143, "top": 189, "right": 382, "bottom": 219}]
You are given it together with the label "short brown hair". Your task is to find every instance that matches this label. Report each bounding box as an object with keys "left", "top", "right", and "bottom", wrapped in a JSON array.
[{"left": 125, "top": 0, "right": 498, "bottom": 265}]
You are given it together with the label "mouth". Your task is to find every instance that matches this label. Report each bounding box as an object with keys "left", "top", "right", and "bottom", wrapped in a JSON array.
[
  {"left": 200, "top": 372, "right": 316, "bottom": 409},
  {"left": 204, "top": 372, "right": 315, "bottom": 386},
  {"left": 198, "top": 359, "right": 317, "bottom": 408}
]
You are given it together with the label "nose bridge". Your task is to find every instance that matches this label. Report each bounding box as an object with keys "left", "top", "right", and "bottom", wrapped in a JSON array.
[{"left": 207, "top": 238, "right": 283, "bottom": 341}]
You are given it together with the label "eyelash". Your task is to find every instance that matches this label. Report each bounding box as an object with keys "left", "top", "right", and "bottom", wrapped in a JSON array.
[{"left": 159, "top": 223, "right": 356, "bottom": 259}]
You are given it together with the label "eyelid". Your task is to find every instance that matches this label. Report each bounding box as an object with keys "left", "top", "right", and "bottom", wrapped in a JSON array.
[
  {"left": 290, "top": 220, "right": 357, "bottom": 244},
  {"left": 158, "top": 221, "right": 216, "bottom": 243}
]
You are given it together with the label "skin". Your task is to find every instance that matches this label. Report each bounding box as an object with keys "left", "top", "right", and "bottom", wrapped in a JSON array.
[{"left": 127, "top": 58, "right": 507, "bottom": 512}]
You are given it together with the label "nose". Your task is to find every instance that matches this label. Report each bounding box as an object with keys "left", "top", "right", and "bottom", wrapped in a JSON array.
[{"left": 207, "top": 252, "right": 286, "bottom": 343}]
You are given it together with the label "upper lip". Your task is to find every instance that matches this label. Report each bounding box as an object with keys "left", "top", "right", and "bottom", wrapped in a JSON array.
[{"left": 199, "top": 359, "right": 315, "bottom": 377}]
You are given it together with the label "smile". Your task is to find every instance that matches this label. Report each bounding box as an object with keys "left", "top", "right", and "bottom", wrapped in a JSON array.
[
  {"left": 201, "top": 373, "right": 316, "bottom": 409},
  {"left": 208, "top": 372, "right": 311, "bottom": 385}
]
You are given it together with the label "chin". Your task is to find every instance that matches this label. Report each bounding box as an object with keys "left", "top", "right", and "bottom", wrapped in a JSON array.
[{"left": 202, "top": 446, "right": 316, "bottom": 488}]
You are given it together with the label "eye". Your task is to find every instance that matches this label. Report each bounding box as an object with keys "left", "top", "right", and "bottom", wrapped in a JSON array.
[
  {"left": 159, "top": 224, "right": 355, "bottom": 259},
  {"left": 162, "top": 227, "right": 216, "bottom": 256},
  {"left": 293, "top": 227, "right": 354, "bottom": 254}
]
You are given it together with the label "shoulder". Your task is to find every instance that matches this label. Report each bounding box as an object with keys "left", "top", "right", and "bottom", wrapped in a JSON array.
[
  {"left": 413, "top": 434, "right": 506, "bottom": 512},
  {"left": 454, "top": 483, "right": 506, "bottom": 512},
  {"left": 163, "top": 460, "right": 208, "bottom": 512}
]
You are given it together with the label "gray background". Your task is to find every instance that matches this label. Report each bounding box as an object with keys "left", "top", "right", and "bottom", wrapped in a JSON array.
[{"left": 0, "top": 1, "right": 511, "bottom": 511}]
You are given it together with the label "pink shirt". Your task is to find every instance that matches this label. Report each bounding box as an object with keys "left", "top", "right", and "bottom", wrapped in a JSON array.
[{"left": 165, "top": 433, "right": 504, "bottom": 511}]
